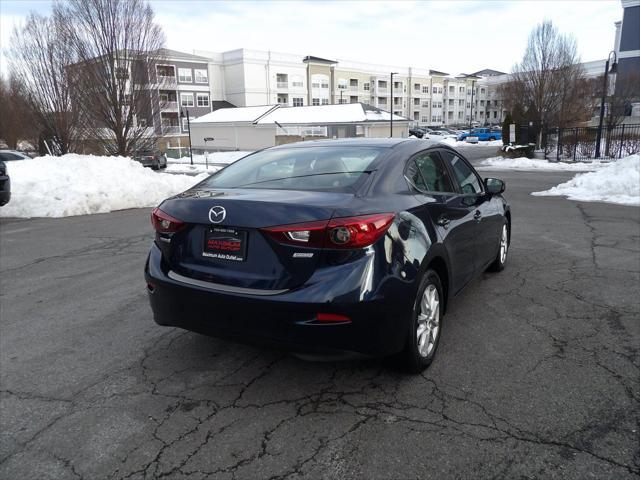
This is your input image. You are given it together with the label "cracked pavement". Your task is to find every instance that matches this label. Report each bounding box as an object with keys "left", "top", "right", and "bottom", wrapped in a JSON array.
[{"left": 1, "top": 168, "right": 639, "bottom": 479}]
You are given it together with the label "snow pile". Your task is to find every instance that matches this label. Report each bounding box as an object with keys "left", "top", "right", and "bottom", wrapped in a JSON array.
[
  {"left": 532, "top": 154, "right": 640, "bottom": 205},
  {"left": 0, "top": 154, "right": 207, "bottom": 218},
  {"left": 168, "top": 151, "right": 251, "bottom": 166},
  {"left": 479, "top": 156, "right": 609, "bottom": 171}
]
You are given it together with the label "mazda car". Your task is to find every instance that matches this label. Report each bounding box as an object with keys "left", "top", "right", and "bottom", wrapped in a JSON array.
[{"left": 145, "top": 139, "right": 510, "bottom": 372}]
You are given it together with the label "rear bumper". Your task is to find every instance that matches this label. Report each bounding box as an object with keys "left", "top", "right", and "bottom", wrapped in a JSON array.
[{"left": 144, "top": 243, "right": 413, "bottom": 357}]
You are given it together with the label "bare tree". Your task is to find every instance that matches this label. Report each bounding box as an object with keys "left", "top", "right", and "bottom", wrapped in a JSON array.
[
  {"left": 55, "top": 0, "right": 166, "bottom": 156},
  {"left": 0, "top": 75, "right": 38, "bottom": 149},
  {"left": 502, "top": 21, "right": 590, "bottom": 144},
  {"left": 7, "top": 13, "right": 77, "bottom": 154}
]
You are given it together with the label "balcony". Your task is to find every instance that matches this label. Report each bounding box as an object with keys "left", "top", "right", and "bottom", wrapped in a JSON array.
[
  {"left": 160, "top": 101, "right": 179, "bottom": 111},
  {"left": 161, "top": 125, "right": 181, "bottom": 135},
  {"left": 158, "top": 75, "right": 177, "bottom": 87},
  {"left": 276, "top": 81, "right": 288, "bottom": 89}
]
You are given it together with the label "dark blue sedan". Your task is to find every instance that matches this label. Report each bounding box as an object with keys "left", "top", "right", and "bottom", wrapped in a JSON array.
[{"left": 145, "top": 139, "right": 510, "bottom": 372}]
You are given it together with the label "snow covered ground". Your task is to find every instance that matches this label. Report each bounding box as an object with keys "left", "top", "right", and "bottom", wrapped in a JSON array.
[
  {"left": 165, "top": 163, "right": 222, "bottom": 175},
  {"left": 0, "top": 154, "right": 208, "bottom": 218},
  {"left": 478, "top": 156, "right": 610, "bottom": 171},
  {"left": 532, "top": 154, "right": 640, "bottom": 206}
]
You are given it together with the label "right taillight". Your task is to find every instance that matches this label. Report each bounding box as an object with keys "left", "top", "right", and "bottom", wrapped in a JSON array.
[
  {"left": 261, "top": 213, "right": 394, "bottom": 250},
  {"left": 327, "top": 213, "right": 395, "bottom": 249},
  {"left": 151, "top": 207, "right": 185, "bottom": 233}
]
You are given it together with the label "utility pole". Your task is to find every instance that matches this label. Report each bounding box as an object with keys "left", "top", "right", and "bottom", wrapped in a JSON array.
[
  {"left": 390, "top": 72, "right": 398, "bottom": 137},
  {"left": 181, "top": 108, "right": 194, "bottom": 165},
  {"left": 595, "top": 51, "right": 618, "bottom": 158}
]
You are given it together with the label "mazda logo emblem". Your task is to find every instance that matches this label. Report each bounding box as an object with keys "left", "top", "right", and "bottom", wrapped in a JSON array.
[{"left": 208, "top": 206, "right": 226, "bottom": 224}]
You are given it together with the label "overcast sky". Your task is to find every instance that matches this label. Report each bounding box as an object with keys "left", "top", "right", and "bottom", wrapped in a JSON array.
[{"left": 0, "top": 0, "right": 622, "bottom": 76}]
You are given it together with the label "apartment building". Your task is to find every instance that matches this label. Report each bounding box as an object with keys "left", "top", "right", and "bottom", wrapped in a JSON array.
[{"left": 149, "top": 49, "right": 232, "bottom": 149}]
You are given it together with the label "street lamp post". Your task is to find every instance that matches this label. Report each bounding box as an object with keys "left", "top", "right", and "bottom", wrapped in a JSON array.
[
  {"left": 595, "top": 50, "right": 618, "bottom": 158},
  {"left": 180, "top": 108, "right": 194, "bottom": 165},
  {"left": 469, "top": 79, "right": 476, "bottom": 127},
  {"left": 390, "top": 72, "right": 398, "bottom": 137}
]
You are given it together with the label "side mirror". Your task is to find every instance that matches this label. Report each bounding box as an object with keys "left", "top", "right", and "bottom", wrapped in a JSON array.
[{"left": 484, "top": 177, "right": 505, "bottom": 195}]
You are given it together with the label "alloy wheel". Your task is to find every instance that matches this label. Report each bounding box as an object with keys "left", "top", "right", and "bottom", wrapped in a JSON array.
[
  {"left": 499, "top": 224, "right": 508, "bottom": 264},
  {"left": 416, "top": 284, "right": 440, "bottom": 357}
]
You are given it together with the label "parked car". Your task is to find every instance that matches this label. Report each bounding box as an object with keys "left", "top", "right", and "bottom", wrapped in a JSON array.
[
  {"left": 409, "top": 128, "right": 426, "bottom": 138},
  {"left": 425, "top": 130, "right": 457, "bottom": 140},
  {"left": 457, "top": 128, "right": 501, "bottom": 142},
  {"left": 133, "top": 150, "right": 167, "bottom": 170},
  {"left": 0, "top": 150, "right": 31, "bottom": 162},
  {"left": 145, "top": 138, "right": 511, "bottom": 372},
  {"left": 0, "top": 161, "right": 10, "bottom": 206}
]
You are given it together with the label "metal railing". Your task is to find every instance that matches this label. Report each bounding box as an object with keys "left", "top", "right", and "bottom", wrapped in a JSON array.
[
  {"left": 161, "top": 125, "right": 181, "bottom": 134},
  {"left": 157, "top": 75, "right": 177, "bottom": 86},
  {"left": 160, "top": 101, "right": 178, "bottom": 111},
  {"left": 544, "top": 124, "right": 640, "bottom": 161},
  {"left": 276, "top": 81, "right": 288, "bottom": 89}
]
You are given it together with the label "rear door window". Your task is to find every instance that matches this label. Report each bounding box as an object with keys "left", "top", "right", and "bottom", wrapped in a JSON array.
[
  {"left": 440, "top": 150, "right": 482, "bottom": 195},
  {"left": 405, "top": 151, "right": 456, "bottom": 194}
]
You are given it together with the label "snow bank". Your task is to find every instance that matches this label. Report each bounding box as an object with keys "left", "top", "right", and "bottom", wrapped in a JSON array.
[
  {"left": 532, "top": 154, "right": 640, "bottom": 206},
  {"left": 0, "top": 154, "right": 207, "bottom": 218},
  {"left": 478, "top": 156, "right": 609, "bottom": 171},
  {"left": 168, "top": 151, "right": 252, "bottom": 166}
]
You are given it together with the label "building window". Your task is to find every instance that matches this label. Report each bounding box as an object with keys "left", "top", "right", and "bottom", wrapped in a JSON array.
[
  {"left": 393, "top": 81, "right": 402, "bottom": 89},
  {"left": 422, "top": 100, "right": 429, "bottom": 107},
  {"left": 448, "top": 99, "right": 454, "bottom": 106},
  {"left": 413, "top": 112, "right": 419, "bottom": 120},
  {"left": 277, "top": 94, "right": 288, "bottom": 105},
  {"left": 449, "top": 86, "right": 454, "bottom": 94},
  {"left": 480, "top": 100, "right": 485, "bottom": 106},
  {"left": 276, "top": 73, "right": 288, "bottom": 88},
  {"left": 459, "top": 87, "right": 465, "bottom": 93},
  {"left": 180, "top": 93, "right": 194, "bottom": 107},
  {"left": 338, "top": 79, "right": 348, "bottom": 90},
  {"left": 350, "top": 79, "right": 358, "bottom": 87},
  {"left": 178, "top": 68, "right": 192, "bottom": 83},
  {"left": 350, "top": 96, "right": 358, "bottom": 103},
  {"left": 459, "top": 100, "right": 464, "bottom": 107},
  {"left": 194, "top": 69, "right": 208, "bottom": 83},
  {"left": 311, "top": 74, "right": 329, "bottom": 89},
  {"left": 493, "top": 111, "right": 498, "bottom": 118},
  {"left": 312, "top": 98, "right": 320, "bottom": 105},
  {"left": 196, "top": 93, "right": 209, "bottom": 107},
  {"left": 414, "top": 83, "right": 420, "bottom": 91},
  {"left": 363, "top": 82, "right": 370, "bottom": 91},
  {"left": 293, "top": 97, "right": 304, "bottom": 107},
  {"left": 422, "top": 86, "right": 429, "bottom": 93},
  {"left": 337, "top": 98, "right": 347, "bottom": 104},
  {"left": 378, "top": 80, "right": 387, "bottom": 89},
  {"left": 321, "top": 98, "right": 329, "bottom": 105},
  {"left": 291, "top": 75, "right": 303, "bottom": 87},
  {"left": 182, "top": 117, "right": 189, "bottom": 131},
  {"left": 480, "top": 88, "right": 485, "bottom": 94},
  {"left": 414, "top": 98, "right": 420, "bottom": 106},
  {"left": 378, "top": 97, "right": 387, "bottom": 105},
  {"left": 421, "top": 116, "right": 429, "bottom": 123}
]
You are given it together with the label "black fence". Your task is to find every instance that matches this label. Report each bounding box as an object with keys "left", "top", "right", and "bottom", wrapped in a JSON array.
[{"left": 544, "top": 124, "right": 640, "bottom": 161}]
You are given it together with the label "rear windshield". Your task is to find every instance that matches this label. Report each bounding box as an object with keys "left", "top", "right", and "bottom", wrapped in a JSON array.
[{"left": 197, "top": 146, "right": 385, "bottom": 191}]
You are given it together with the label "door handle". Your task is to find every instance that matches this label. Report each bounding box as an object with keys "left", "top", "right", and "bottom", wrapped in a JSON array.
[
  {"left": 474, "top": 210, "right": 482, "bottom": 221},
  {"left": 436, "top": 214, "right": 450, "bottom": 228}
]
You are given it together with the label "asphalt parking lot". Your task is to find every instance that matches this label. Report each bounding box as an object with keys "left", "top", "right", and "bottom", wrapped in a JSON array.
[{"left": 1, "top": 168, "right": 639, "bottom": 479}]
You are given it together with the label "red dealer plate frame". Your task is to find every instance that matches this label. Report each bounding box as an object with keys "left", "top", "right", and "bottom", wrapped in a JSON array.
[{"left": 203, "top": 227, "right": 247, "bottom": 262}]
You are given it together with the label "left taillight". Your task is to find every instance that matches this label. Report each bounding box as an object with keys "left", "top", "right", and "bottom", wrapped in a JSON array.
[
  {"left": 261, "top": 213, "right": 395, "bottom": 250},
  {"left": 151, "top": 207, "right": 185, "bottom": 233}
]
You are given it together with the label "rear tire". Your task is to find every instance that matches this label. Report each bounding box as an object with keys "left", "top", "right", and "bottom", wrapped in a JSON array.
[
  {"left": 487, "top": 221, "right": 509, "bottom": 272},
  {"left": 400, "top": 269, "right": 444, "bottom": 373}
]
